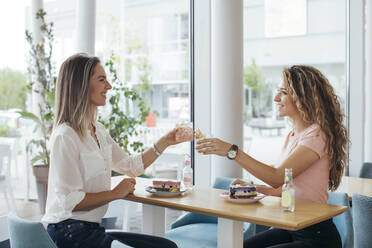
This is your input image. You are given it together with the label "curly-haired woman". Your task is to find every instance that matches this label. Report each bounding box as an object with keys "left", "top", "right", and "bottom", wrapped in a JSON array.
[{"left": 196, "top": 65, "right": 348, "bottom": 248}]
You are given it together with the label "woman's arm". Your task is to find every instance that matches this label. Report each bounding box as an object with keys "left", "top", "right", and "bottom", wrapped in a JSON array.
[
  {"left": 73, "top": 177, "right": 136, "bottom": 211},
  {"left": 141, "top": 136, "right": 169, "bottom": 169},
  {"left": 196, "top": 138, "right": 319, "bottom": 188},
  {"left": 142, "top": 128, "right": 191, "bottom": 169},
  {"left": 255, "top": 185, "right": 282, "bottom": 197},
  {"left": 110, "top": 127, "right": 192, "bottom": 176}
]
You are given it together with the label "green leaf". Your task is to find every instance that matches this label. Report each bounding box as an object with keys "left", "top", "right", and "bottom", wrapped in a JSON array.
[{"left": 17, "top": 111, "right": 41, "bottom": 125}]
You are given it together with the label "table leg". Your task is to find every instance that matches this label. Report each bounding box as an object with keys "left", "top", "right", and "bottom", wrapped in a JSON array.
[
  {"left": 217, "top": 217, "right": 243, "bottom": 248},
  {"left": 142, "top": 204, "right": 165, "bottom": 237}
]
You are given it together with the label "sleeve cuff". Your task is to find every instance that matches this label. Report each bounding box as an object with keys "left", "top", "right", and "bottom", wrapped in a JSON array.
[
  {"left": 56, "top": 190, "right": 86, "bottom": 212},
  {"left": 113, "top": 154, "right": 145, "bottom": 177}
]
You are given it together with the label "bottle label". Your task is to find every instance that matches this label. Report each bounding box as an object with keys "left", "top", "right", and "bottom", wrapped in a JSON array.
[
  {"left": 284, "top": 175, "right": 292, "bottom": 183},
  {"left": 183, "top": 178, "right": 192, "bottom": 183},
  {"left": 281, "top": 191, "right": 292, "bottom": 207}
]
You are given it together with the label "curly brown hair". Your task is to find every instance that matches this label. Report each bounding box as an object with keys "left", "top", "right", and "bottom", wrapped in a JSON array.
[{"left": 283, "top": 65, "right": 349, "bottom": 191}]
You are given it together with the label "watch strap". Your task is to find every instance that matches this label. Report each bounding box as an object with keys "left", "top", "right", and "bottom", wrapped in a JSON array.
[{"left": 152, "top": 144, "right": 161, "bottom": 156}]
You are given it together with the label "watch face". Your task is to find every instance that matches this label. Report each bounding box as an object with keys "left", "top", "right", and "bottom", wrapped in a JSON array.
[{"left": 228, "top": 150, "right": 237, "bottom": 158}]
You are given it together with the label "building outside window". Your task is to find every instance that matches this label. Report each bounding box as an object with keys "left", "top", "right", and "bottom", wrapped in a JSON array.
[{"left": 42, "top": 0, "right": 191, "bottom": 180}]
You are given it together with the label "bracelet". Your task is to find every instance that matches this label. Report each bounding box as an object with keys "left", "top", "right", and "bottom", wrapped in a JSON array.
[{"left": 152, "top": 144, "right": 161, "bottom": 156}]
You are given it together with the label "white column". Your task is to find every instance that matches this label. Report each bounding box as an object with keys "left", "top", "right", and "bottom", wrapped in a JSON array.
[
  {"left": 120, "top": 0, "right": 126, "bottom": 82},
  {"left": 211, "top": 0, "right": 243, "bottom": 180},
  {"left": 365, "top": 0, "right": 372, "bottom": 162},
  {"left": 75, "top": 0, "right": 96, "bottom": 55},
  {"left": 31, "top": 0, "right": 44, "bottom": 116},
  {"left": 31, "top": 0, "right": 43, "bottom": 45},
  {"left": 194, "top": 0, "right": 212, "bottom": 187},
  {"left": 142, "top": 204, "right": 165, "bottom": 237},
  {"left": 348, "top": 0, "right": 365, "bottom": 176}
]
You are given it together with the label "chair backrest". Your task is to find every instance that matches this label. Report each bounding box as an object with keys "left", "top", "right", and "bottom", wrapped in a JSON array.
[
  {"left": 328, "top": 192, "right": 353, "bottom": 248},
  {"left": 359, "top": 162, "right": 372, "bottom": 179},
  {"left": 352, "top": 193, "right": 372, "bottom": 248},
  {"left": 212, "top": 177, "right": 235, "bottom": 190},
  {"left": 111, "top": 240, "right": 132, "bottom": 248},
  {"left": 0, "top": 215, "right": 9, "bottom": 242},
  {"left": 7, "top": 212, "right": 57, "bottom": 248}
]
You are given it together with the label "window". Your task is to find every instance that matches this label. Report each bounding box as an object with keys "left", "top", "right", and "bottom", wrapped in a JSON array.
[
  {"left": 43, "top": 0, "right": 192, "bottom": 180},
  {"left": 265, "top": 0, "right": 307, "bottom": 38},
  {"left": 243, "top": 0, "right": 347, "bottom": 183},
  {"left": 97, "top": 0, "right": 191, "bottom": 180}
]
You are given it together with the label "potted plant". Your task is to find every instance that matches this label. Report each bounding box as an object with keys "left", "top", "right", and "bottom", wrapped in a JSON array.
[
  {"left": 19, "top": 9, "right": 55, "bottom": 214},
  {"left": 98, "top": 53, "right": 150, "bottom": 160}
]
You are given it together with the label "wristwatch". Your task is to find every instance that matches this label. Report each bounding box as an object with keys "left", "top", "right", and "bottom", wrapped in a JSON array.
[{"left": 227, "top": 144, "right": 238, "bottom": 160}]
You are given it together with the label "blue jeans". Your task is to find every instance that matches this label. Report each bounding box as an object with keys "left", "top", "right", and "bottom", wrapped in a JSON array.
[
  {"left": 47, "top": 219, "right": 178, "bottom": 248},
  {"left": 244, "top": 219, "right": 341, "bottom": 248}
]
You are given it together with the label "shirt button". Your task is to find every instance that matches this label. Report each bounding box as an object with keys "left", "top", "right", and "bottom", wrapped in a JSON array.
[
  {"left": 67, "top": 225, "right": 71, "bottom": 228},
  {"left": 69, "top": 234, "right": 72, "bottom": 238}
]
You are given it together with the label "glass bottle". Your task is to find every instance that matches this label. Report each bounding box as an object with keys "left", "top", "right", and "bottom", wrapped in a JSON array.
[
  {"left": 182, "top": 154, "right": 193, "bottom": 189},
  {"left": 281, "top": 168, "right": 295, "bottom": 212}
]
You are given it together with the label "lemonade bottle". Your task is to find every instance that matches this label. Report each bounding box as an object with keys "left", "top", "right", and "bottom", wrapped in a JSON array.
[{"left": 281, "top": 168, "right": 295, "bottom": 212}]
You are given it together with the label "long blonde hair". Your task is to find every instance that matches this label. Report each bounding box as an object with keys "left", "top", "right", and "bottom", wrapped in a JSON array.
[
  {"left": 283, "top": 65, "right": 349, "bottom": 191},
  {"left": 54, "top": 53, "right": 100, "bottom": 139}
]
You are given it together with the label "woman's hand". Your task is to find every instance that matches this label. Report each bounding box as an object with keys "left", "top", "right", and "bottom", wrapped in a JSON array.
[
  {"left": 195, "top": 138, "right": 231, "bottom": 156},
  {"left": 230, "top": 178, "right": 251, "bottom": 186},
  {"left": 163, "top": 128, "right": 194, "bottom": 146},
  {"left": 111, "top": 178, "right": 136, "bottom": 199}
]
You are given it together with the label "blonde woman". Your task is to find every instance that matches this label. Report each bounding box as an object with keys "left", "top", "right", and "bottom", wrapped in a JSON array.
[
  {"left": 196, "top": 65, "right": 348, "bottom": 248},
  {"left": 42, "top": 53, "right": 188, "bottom": 248}
]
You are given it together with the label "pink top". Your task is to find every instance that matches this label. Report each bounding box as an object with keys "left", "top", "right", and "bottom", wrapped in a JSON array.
[{"left": 278, "top": 124, "right": 329, "bottom": 203}]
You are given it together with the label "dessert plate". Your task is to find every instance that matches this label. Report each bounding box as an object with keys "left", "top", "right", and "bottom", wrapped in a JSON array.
[
  {"left": 145, "top": 186, "right": 187, "bottom": 197},
  {"left": 220, "top": 192, "right": 265, "bottom": 204}
]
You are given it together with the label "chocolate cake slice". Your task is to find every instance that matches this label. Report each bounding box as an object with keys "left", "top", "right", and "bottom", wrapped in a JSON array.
[{"left": 229, "top": 185, "right": 258, "bottom": 199}]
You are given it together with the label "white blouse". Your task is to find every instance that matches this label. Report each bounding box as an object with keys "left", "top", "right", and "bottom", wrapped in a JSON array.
[{"left": 42, "top": 122, "right": 144, "bottom": 224}]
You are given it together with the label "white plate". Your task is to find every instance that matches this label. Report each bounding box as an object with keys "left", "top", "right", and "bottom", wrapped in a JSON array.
[
  {"left": 145, "top": 186, "right": 187, "bottom": 197},
  {"left": 220, "top": 192, "right": 265, "bottom": 204}
]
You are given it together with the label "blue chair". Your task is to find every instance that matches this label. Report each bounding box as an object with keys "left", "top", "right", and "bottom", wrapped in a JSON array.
[
  {"left": 359, "top": 162, "right": 372, "bottom": 179},
  {"left": 111, "top": 240, "right": 133, "bottom": 248},
  {"left": 328, "top": 192, "right": 353, "bottom": 248},
  {"left": 166, "top": 177, "right": 256, "bottom": 248},
  {"left": 7, "top": 212, "right": 132, "bottom": 248},
  {"left": 7, "top": 212, "right": 57, "bottom": 248},
  {"left": 352, "top": 193, "right": 372, "bottom": 248}
]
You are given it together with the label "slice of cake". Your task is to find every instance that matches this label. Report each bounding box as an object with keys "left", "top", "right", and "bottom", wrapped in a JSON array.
[
  {"left": 152, "top": 180, "right": 181, "bottom": 192},
  {"left": 229, "top": 184, "right": 258, "bottom": 199}
]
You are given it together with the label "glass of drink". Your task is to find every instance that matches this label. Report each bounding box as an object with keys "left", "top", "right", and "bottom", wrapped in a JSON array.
[{"left": 175, "top": 121, "right": 194, "bottom": 142}]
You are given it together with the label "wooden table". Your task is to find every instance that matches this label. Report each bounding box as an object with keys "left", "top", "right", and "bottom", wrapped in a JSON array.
[
  {"left": 337, "top": 176, "right": 372, "bottom": 199},
  {"left": 112, "top": 176, "right": 347, "bottom": 248}
]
